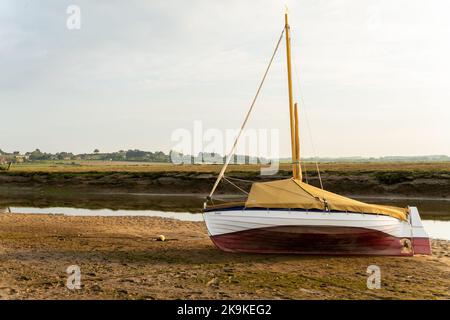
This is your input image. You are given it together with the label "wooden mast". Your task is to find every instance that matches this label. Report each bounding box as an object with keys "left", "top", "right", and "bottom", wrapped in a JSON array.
[
  {"left": 294, "top": 102, "right": 301, "bottom": 176},
  {"left": 285, "top": 12, "right": 302, "bottom": 180}
]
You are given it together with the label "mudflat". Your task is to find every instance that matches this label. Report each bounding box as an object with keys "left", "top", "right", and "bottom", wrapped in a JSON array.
[{"left": 0, "top": 213, "right": 448, "bottom": 300}]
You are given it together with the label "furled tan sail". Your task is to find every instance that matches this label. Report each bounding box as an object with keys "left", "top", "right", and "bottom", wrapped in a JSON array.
[{"left": 245, "top": 179, "right": 408, "bottom": 221}]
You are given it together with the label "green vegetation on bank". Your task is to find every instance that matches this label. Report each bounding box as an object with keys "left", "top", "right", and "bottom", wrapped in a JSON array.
[{"left": 2, "top": 160, "right": 450, "bottom": 174}]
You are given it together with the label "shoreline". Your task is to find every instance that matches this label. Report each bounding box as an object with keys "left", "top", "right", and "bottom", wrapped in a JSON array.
[
  {"left": 0, "top": 213, "right": 448, "bottom": 300},
  {"left": 1, "top": 187, "right": 449, "bottom": 220}
]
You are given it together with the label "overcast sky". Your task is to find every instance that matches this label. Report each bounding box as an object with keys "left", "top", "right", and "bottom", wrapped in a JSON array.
[{"left": 1, "top": 0, "right": 449, "bottom": 157}]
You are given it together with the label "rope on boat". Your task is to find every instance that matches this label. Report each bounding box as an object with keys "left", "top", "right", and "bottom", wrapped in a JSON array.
[
  {"left": 222, "top": 176, "right": 255, "bottom": 183},
  {"left": 303, "top": 163, "right": 309, "bottom": 183},
  {"left": 290, "top": 29, "right": 324, "bottom": 191},
  {"left": 207, "top": 28, "right": 286, "bottom": 201},
  {"left": 222, "top": 176, "right": 249, "bottom": 195}
]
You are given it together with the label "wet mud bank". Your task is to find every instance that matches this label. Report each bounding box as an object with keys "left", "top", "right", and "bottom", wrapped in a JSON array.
[{"left": 0, "top": 170, "right": 449, "bottom": 198}]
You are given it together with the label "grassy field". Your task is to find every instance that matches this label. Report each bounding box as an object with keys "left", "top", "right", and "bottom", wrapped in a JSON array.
[{"left": 7, "top": 160, "right": 450, "bottom": 173}]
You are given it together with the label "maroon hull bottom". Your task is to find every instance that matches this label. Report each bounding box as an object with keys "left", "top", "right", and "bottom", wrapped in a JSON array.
[
  {"left": 210, "top": 225, "right": 429, "bottom": 256},
  {"left": 411, "top": 237, "right": 432, "bottom": 255}
]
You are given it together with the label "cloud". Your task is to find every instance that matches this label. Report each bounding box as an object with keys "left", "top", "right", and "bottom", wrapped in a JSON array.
[{"left": 0, "top": 0, "right": 449, "bottom": 156}]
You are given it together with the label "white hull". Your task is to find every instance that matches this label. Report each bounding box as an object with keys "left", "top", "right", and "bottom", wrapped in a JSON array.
[{"left": 204, "top": 207, "right": 431, "bottom": 255}]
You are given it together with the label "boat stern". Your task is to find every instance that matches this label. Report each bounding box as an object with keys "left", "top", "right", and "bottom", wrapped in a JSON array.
[{"left": 409, "top": 207, "right": 432, "bottom": 255}]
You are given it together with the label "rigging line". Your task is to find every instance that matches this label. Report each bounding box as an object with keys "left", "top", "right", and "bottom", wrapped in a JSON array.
[
  {"left": 290, "top": 30, "right": 324, "bottom": 190},
  {"left": 303, "top": 161, "right": 309, "bottom": 183},
  {"left": 223, "top": 175, "right": 255, "bottom": 183},
  {"left": 291, "top": 178, "right": 322, "bottom": 200},
  {"left": 302, "top": 92, "right": 324, "bottom": 190},
  {"left": 294, "top": 65, "right": 324, "bottom": 190},
  {"left": 223, "top": 176, "right": 249, "bottom": 195},
  {"left": 207, "top": 28, "right": 286, "bottom": 200}
]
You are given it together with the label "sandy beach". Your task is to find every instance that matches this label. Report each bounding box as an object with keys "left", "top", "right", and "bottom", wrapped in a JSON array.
[{"left": 0, "top": 213, "right": 448, "bottom": 300}]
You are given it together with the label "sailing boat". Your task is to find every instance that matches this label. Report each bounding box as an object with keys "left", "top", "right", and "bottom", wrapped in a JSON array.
[{"left": 203, "top": 13, "right": 431, "bottom": 256}]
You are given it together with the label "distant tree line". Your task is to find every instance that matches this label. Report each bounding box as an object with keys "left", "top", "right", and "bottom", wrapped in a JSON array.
[
  {"left": 1, "top": 147, "right": 450, "bottom": 164},
  {"left": 0, "top": 149, "right": 172, "bottom": 163}
]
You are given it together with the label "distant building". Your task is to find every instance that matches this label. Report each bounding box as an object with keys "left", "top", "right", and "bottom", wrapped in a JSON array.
[{"left": 14, "top": 155, "right": 29, "bottom": 163}]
